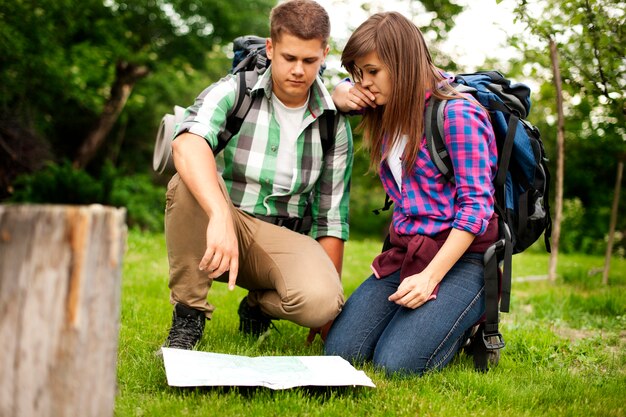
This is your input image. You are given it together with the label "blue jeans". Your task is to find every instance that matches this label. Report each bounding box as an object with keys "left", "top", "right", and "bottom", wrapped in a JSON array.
[{"left": 325, "top": 253, "right": 486, "bottom": 376}]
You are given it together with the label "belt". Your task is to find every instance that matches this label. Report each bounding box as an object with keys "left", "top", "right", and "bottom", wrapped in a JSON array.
[{"left": 253, "top": 214, "right": 312, "bottom": 234}]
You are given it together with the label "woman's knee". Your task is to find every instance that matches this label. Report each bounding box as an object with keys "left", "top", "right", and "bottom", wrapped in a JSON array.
[
  {"left": 324, "top": 331, "right": 369, "bottom": 365},
  {"left": 372, "top": 333, "right": 463, "bottom": 377},
  {"left": 373, "top": 350, "right": 430, "bottom": 377}
]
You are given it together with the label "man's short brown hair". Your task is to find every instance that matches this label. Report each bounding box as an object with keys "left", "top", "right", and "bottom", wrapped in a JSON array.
[{"left": 270, "top": 0, "right": 330, "bottom": 46}]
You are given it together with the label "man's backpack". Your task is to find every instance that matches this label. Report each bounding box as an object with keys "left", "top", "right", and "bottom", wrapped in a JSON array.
[
  {"left": 425, "top": 70, "right": 552, "bottom": 370},
  {"left": 153, "top": 35, "right": 337, "bottom": 175}
]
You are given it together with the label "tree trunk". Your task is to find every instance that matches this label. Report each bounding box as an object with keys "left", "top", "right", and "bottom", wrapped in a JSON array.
[
  {"left": 548, "top": 38, "right": 565, "bottom": 282},
  {"left": 603, "top": 158, "right": 624, "bottom": 285},
  {"left": 0, "top": 204, "right": 126, "bottom": 417},
  {"left": 73, "top": 61, "right": 149, "bottom": 169}
]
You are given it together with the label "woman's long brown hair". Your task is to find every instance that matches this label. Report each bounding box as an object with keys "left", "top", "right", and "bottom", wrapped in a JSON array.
[{"left": 342, "top": 12, "right": 461, "bottom": 173}]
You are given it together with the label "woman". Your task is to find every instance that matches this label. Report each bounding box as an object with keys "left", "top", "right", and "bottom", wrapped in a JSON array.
[{"left": 324, "top": 11, "right": 499, "bottom": 376}]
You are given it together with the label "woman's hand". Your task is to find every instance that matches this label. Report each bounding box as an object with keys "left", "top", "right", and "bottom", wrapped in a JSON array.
[
  {"left": 331, "top": 80, "right": 377, "bottom": 112},
  {"left": 388, "top": 229, "right": 477, "bottom": 309},
  {"left": 388, "top": 272, "right": 438, "bottom": 309}
]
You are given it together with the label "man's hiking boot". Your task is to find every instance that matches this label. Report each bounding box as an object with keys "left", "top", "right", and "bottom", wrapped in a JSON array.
[
  {"left": 164, "top": 303, "right": 205, "bottom": 350},
  {"left": 238, "top": 296, "right": 275, "bottom": 337}
]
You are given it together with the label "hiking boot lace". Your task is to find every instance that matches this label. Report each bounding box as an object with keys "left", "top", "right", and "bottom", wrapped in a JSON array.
[{"left": 165, "top": 308, "right": 205, "bottom": 350}]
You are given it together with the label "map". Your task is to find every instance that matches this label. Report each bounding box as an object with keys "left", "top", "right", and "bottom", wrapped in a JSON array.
[{"left": 161, "top": 348, "right": 376, "bottom": 390}]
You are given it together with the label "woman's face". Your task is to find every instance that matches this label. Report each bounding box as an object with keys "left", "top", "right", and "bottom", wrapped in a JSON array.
[{"left": 354, "top": 50, "right": 392, "bottom": 106}]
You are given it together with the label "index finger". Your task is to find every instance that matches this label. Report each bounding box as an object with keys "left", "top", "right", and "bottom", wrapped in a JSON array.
[
  {"left": 388, "top": 286, "right": 408, "bottom": 303},
  {"left": 227, "top": 258, "right": 239, "bottom": 290}
]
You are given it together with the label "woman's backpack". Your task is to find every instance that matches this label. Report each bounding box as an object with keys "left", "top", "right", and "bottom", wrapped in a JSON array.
[{"left": 425, "top": 71, "right": 552, "bottom": 370}]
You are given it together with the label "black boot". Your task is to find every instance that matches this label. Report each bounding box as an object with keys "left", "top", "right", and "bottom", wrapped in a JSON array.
[
  {"left": 237, "top": 296, "right": 274, "bottom": 337},
  {"left": 164, "top": 303, "right": 206, "bottom": 350}
]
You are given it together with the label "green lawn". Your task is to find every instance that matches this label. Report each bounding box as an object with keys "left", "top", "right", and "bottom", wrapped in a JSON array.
[{"left": 116, "top": 231, "right": 626, "bottom": 417}]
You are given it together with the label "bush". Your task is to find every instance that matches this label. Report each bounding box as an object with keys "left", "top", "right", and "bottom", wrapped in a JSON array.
[
  {"left": 9, "top": 160, "right": 108, "bottom": 204},
  {"left": 7, "top": 161, "right": 165, "bottom": 232},
  {"left": 109, "top": 174, "right": 165, "bottom": 232}
]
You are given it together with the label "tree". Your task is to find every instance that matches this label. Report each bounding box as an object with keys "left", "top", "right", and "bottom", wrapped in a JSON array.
[
  {"left": 0, "top": 0, "right": 275, "bottom": 173},
  {"left": 510, "top": 0, "right": 626, "bottom": 275},
  {"left": 548, "top": 38, "right": 566, "bottom": 282}
]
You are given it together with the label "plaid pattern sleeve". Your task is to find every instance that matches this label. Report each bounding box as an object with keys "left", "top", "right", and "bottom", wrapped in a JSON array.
[
  {"left": 384, "top": 96, "right": 496, "bottom": 237},
  {"left": 444, "top": 98, "right": 497, "bottom": 235},
  {"left": 174, "top": 74, "right": 237, "bottom": 149}
]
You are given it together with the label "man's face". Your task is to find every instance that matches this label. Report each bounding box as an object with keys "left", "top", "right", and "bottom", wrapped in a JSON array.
[{"left": 266, "top": 33, "right": 329, "bottom": 108}]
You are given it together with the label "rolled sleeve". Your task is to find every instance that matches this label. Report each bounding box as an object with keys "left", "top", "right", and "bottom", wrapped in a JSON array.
[
  {"left": 444, "top": 98, "right": 497, "bottom": 236},
  {"left": 310, "top": 115, "right": 353, "bottom": 240},
  {"left": 174, "top": 75, "right": 237, "bottom": 150}
]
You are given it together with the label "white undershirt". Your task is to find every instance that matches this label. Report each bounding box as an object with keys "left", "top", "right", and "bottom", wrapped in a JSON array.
[
  {"left": 271, "top": 93, "right": 308, "bottom": 192},
  {"left": 387, "top": 135, "right": 408, "bottom": 190}
]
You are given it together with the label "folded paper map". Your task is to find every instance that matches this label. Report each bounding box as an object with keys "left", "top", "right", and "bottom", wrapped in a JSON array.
[{"left": 161, "top": 347, "right": 376, "bottom": 390}]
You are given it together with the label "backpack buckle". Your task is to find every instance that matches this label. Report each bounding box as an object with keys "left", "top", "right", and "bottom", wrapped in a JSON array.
[{"left": 483, "top": 331, "right": 505, "bottom": 350}]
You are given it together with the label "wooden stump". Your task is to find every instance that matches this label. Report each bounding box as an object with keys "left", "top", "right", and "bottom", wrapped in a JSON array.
[{"left": 0, "top": 204, "right": 127, "bottom": 417}]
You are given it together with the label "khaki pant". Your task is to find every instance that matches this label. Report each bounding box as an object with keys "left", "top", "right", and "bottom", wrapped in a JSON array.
[{"left": 165, "top": 174, "right": 344, "bottom": 328}]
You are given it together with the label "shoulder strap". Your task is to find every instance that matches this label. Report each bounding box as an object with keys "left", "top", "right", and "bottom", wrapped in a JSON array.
[
  {"left": 219, "top": 71, "right": 338, "bottom": 158},
  {"left": 319, "top": 111, "right": 338, "bottom": 156},
  {"left": 424, "top": 97, "right": 455, "bottom": 184},
  {"left": 216, "top": 71, "right": 261, "bottom": 154}
]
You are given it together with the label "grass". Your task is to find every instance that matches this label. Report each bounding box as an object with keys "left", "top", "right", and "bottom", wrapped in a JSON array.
[{"left": 116, "top": 231, "right": 626, "bottom": 417}]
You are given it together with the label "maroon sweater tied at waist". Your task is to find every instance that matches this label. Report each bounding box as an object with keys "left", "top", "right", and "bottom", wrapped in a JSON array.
[{"left": 371, "top": 215, "right": 500, "bottom": 285}]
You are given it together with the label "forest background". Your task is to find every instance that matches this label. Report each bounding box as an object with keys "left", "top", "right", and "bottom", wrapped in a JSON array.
[{"left": 0, "top": 0, "right": 624, "bottom": 257}]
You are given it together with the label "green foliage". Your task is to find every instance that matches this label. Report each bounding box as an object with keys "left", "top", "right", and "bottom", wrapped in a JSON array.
[
  {"left": 559, "top": 198, "right": 593, "bottom": 254},
  {"left": 418, "top": 0, "right": 464, "bottom": 40},
  {"left": 509, "top": 0, "right": 626, "bottom": 256},
  {"left": 9, "top": 161, "right": 110, "bottom": 204},
  {"left": 347, "top": 129, "right": 393, "bottom": 239},
  {"left": 0, "top": 0, "right": 275, "bottom": 173},
  {"left": 109, "top": 173, "right": 166, "bottom": 232},
  {"left": 8, "top": 161, "right": 165, "bottom": 231}
]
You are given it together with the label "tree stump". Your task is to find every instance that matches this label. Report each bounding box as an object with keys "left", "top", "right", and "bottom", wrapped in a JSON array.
[{"left": 0, "top": 204, "right": 127, "bottom": 417}]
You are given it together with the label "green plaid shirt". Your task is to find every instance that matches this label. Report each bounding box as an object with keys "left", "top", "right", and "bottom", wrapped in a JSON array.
[{"left": 175, "top": 67, "right": 353, "bottom": 240}]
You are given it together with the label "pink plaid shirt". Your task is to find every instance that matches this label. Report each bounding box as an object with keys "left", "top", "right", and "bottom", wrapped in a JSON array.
[{"left": 380, "top": 91, "right": 497, "bottom": 237}]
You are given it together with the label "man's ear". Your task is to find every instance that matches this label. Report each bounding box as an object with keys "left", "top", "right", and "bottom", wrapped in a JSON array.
[
  {"left": 323, "top": 44, "right": 330, "bottom": 60},
  {"left": 266, "top": 38, "right": 273, "bottom": 60}
]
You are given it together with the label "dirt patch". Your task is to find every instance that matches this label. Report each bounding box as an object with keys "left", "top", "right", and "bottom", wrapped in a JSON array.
[{"left": 552, "top": 326, "right": 596, "bottom": 342}]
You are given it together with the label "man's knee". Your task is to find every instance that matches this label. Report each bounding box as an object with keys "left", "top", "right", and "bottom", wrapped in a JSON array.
[{"left": 286, "top": 286, "right": 344, "bottom": 328}]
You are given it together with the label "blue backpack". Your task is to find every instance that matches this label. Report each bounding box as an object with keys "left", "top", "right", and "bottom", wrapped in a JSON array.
[{"left": 425, "top": 71, "right": 552, "bottom": 370}]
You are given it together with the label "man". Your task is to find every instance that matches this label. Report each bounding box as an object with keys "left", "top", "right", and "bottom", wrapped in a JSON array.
[{"left": 163, "top": 0, "right": 353, "bottom": 350}]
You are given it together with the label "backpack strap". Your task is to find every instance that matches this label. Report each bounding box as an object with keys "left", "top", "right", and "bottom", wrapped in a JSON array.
[
  {"left": 216, "top": 70, "right": 261, "bottom": 154},
  {"left": 219, "top": 70, "right": 338, "bottom": 159},
  {"left": 491, "top": 99, "right": 519, "bottom": 191},
  {"left": 482, "top": 236, "right": 507, "bottom": 350},
  {"left": 426, "top": 93, "right": 509, "bottom": 371},
  {"left": 424, "top": 97, "right": 455, "bottom": 184},
  {"left": 319, "top": 110, "right": 338, "bottom": 156},
  {"left": 372, "top": 193, "right": 394, "bottom": 215},
  {"left": 425, "top": 85, "right": 483, "bottom": 185}
]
